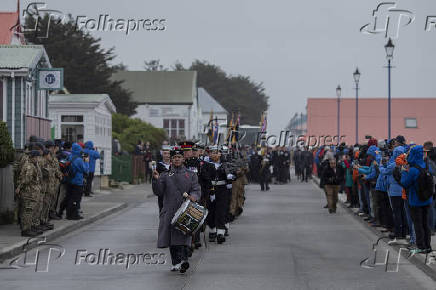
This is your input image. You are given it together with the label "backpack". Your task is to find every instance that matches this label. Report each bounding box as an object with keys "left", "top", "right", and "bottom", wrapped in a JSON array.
[
  {"left": 61, "top": 156, "right": 80, "bottom": 184},
  {"left": 413, "top": 161, "right": 434, "bottom": 202}
]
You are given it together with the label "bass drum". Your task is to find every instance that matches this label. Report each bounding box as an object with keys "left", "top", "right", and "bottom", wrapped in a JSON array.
[{"left": 171, "top": 200, "right": 208, "bottom": 235}]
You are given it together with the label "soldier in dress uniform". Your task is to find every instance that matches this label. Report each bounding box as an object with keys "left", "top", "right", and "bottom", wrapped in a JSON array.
[
  {"left": 205, "top": 145, "right": 236, "bottom": 244},
  {"left": 152, "top": 147, "right": 200, "bottom": 273},
  {"left": 154, "top": 145, "right": 172, "bottom": 212},
  {"left": 15, "top": 150, "right": 43, "bottom": 237}
]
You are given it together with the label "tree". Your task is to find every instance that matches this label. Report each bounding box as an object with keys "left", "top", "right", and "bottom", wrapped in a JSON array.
[
  {"left": 0, "top": 122, "right": 15, "bottom": 168},
  {"left": 175, "top": 60, "right": 269, "bottom": 125},
  {"left": 144, "top": 59, "right": 167, "bottom": 71},
  {"left": 112, "top": 114, "right": 167, "bottom": 152},
  {"left": 24, "top": 14, "right": 137, "bottom": 116}
]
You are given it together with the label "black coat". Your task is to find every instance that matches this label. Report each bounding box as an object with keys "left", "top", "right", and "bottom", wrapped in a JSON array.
[{"left": 322, "top": 164, "right": 345, "bottom": 186}]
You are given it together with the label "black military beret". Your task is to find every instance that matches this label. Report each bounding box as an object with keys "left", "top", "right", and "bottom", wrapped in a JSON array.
[
  {"left": 45, "top": 140, "right": 55, "bottom": 148},
  {"left": 30, "top": 150, "right": 41, "bottom": 157}
]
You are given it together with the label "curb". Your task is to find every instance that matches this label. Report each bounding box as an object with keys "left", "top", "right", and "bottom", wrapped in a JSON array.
[
  {"left": 311, "top": 176, "right": 436, "bottom": 281},
  {"left": 0, "top": 202, "right": 128, "bottom": 263}
]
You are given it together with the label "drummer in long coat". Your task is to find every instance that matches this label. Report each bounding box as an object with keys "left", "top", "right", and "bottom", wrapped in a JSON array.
[{"left": 152, "top": 147, "right": 201, "bottom": 273}]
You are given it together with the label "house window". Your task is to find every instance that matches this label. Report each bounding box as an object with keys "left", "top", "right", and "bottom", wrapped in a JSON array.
[
  {"left": 405, "top": 118, "right": 417, "bottom": 128},
  {"left": 61, "top": 115, "right": 84, "bottom": 122},
  {"left": 163, "top": 119, "right": 185, "bottom": 138},
  {"left": 61, "top": 125, "right": 84, "bottom": 142}
]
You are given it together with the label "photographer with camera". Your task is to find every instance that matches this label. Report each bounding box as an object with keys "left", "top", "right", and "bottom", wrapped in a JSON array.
[{"left": 65, "top": 143, "right": 89, "bottom": 220}]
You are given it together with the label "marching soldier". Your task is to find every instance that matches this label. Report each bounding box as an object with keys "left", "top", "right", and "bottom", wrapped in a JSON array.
[
  {"left": 152, "top": 147, "right": 200, "bottom": 273},
  {"left": 16, "top": 150, "right": 43, "bottom": 237},
  {"left": 229, "top": 150, "right": 248, "bottom": 220},
  {"left": 206, "top": 145, "right": 235, "bottom": 244},
  {"left": 154, "top": 145, "right": 172, "bottom": 212}
]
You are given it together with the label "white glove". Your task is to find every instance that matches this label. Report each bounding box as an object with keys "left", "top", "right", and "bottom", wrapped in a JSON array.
[
  {"left": 226, "top": 184, "right": 232, "bottom": 189},
  {"left": 227, "top": 174, "right": 235, "bottom": 180},
  {"left": 210, "top": 195, "right": 216, "bottom": 202}
]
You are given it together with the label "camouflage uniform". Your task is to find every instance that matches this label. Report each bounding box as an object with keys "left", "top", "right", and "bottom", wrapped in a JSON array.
[
  {"left": 45, "top": 153, "right": 62, "bottom": 222},
  {"left": 32, "top": 157, "right": 45, "bottom": 227},
  {"left": 229, "top": 157, "right": 248, "bottom": 217},
  {"left": 17, "top": 157, "right": 42, "bottom": 231}
]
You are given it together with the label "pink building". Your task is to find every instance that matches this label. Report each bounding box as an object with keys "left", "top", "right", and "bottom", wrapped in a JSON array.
[{"left": 306, "top": 98, "right": 436, "bottom": 145}]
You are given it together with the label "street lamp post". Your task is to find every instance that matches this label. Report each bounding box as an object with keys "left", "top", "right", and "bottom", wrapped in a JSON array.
[
  {"left": 385, "top": 38, "right": 395, "bottom": 140},
  {"left": 353, "top": 68, "right": 360, "bottom": 145},
  {"left": 336, "top": 85, "right": 342, "bottom": 140}
]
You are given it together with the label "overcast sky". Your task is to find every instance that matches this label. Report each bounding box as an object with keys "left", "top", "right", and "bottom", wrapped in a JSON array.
[{"left": 3, "top": 0, "right": 436, "bottom": 135}]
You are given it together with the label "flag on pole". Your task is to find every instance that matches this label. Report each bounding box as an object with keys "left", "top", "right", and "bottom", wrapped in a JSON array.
[
  {"left": 213, "top": 117, "right": 219, "bottom": 144},
  {"left": 227, "top": 113, "right": 234, "bottom": 145},
  {"left": 261, "top": 112, "right": 267, "bottom": 133},
  {"left": 207, "top": 110, "right": 214, "bottom": 143}
]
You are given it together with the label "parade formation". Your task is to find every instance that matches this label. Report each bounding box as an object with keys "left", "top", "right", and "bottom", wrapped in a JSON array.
[
  {"left": 2, "top": 1, "right": 436, "bottom": 288},
  {"left": 152, "top": 141, "right": 248, "bottom": 272}
]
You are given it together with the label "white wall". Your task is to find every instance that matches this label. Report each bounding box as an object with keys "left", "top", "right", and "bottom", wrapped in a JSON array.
[
  {"left": 49, "top": 105, "right": 112, "bottom": 175},
  {"left": 132, "top": 104, "right": 202, "bottom": 139}
]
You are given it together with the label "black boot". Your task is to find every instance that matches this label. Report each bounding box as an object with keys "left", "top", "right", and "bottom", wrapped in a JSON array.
[
  {"left": 49, "top": 212, "right": 61, "bottom": 220},
  {"left": 217, "top": 234, "right": 226, "bottom": 244},
  {"left": 209, "top": 232, "right": 217, "bottom": 242},
  {"left": 21, "top": 229, "right": 39, "bottom": 237},
  {"left": 42, "top": 223, "right": 54, "bottom": 230},
  {"left": 31, "top": 226, "right": 43, "bottom": 235}
]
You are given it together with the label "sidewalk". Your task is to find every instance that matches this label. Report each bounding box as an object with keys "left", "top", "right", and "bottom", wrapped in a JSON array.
[
  {"left": 311, "top": 176, "right": 436, "bottom": 281},
  {"left": 0, "top": 183, "right": 154, "bottom": 262}
]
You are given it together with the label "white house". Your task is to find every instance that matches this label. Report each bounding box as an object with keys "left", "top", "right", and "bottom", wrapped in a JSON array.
[
  {"left": 112, "top": 71, "right": 201, "bottom": 140},
  {"left": 198, "top": 87, "right": 228, "bottom": 142},
  {"left": 48, "top": 94, "right": 116, "bottom": 177}
]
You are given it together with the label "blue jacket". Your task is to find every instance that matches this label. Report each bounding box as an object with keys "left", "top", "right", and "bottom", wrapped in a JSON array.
[
  {"left": 375, "top": 163, "right": 388, "bottom": 192},
  {"left": 380, "top": 146, "right": 405, "bottom": 197},
  {"left": 401, "top": 145, "right": 433, "bottom": 207},
  {"left": 83, "top": 141, "right": 100, "bottom": 173},
  {"left": 69, "top": 143, "right": 88, "bottom": 186},
  {"left": 358, "top": 146, "right": 380, "bottom": 182}
]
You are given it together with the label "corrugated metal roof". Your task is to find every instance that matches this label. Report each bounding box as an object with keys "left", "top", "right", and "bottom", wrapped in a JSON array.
[
  {"left": 49, "top": 94, "right": 108, "bottom": 103},
  {"left": 49, "top": 94, "right": 116, "bottom": 112},
  {"left": 111, "top": 71, "right": 197, "bottom": 104},
  {"left": 198, "top": 87, "right": 227, "bottom": 114},
  {"left": 0, "top": 45, "right": 45, "bottom": 69}
]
